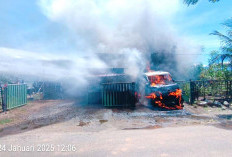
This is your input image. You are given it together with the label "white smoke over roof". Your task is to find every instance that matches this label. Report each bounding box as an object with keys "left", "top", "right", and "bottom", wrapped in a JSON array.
[
  {"left": 37, "top": 0, "right": 200, "bottom": 77},
  {"left": 39, "top": 0, "right": 181, "bottom": 20},
  {"left": 0, "top": 0, "right": 201, "bottom": 86},
  {"left": 38, "top": 0, "right": 180, "bottom": 53}
]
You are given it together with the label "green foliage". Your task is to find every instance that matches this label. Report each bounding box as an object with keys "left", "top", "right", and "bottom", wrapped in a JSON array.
[
  {"left": 184, "top": 0, "right": 220, "bottom": 5},
  {"left": 200, "top": 18, "right": 232, "bottom": 80},
  {"left": 180, "top": 83, "right": 190, "bottom": 102},
  {"left": 0, "top": 75, "right": 9, "bottom": 84},
  {"left": 0, "top": 118, "right": 13, "bottom": 125},
  {"left": 200, "top": 64, "right": 231, "bottom": 80},
  {"left": 208, "top": 51, "right": 220, "bottom": 65},
  {"left": 0, "top": 74, "right": 18, "bottom": 84},
  {"left": 211, "top": 18, "right": 232, "bottom": 55},
  {"left": 191, "top": 64, "right": 204, "bottom": 80}
]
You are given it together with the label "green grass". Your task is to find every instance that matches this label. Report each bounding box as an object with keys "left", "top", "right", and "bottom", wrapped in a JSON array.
[{"left": 0, "top": 118, "right": 13, "bottom": 125}]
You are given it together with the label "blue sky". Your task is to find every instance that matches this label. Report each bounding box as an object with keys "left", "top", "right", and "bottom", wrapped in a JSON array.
[
  {"left": 0, "top": 0, "right": 77, "bottom": 53},
  {"left": 173, "top": 0, "right": 232, "bottom": 63},
  {"left": 0, "top": 0, "right": 232, "bottom": 64}
]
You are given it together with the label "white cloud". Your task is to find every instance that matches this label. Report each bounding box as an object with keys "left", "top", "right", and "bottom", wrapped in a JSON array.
[
  {"left": 39, "top": 0, "right": 181, "bottom": 20},
  {"left": 0, "top": 47, "right": 106, "bottom": 82}
]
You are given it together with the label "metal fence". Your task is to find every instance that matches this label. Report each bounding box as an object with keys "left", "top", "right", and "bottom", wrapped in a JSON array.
[
  {"left": 1, "top": 84, "right": 27, "bottom": 111},
  {"left": 102, "top": 82, "right": 136, "bottom": 107},
  {"left": 32, "top": 82, "right": 63, "bottom": 100},
  {"left": 176, "top": 80, "right": 232, "bottom": 104},
  {"left": 0, "top": 87, "right": 2, "bottom": 111},
  {"left": 176, "top": 81, "right": 191, "bottom": 103},
  {"left": 43, "top": 82, "right": 63, "bottom": 100},
  {"left": 87, "top": 82, "right": 136, "bottom": 107}
]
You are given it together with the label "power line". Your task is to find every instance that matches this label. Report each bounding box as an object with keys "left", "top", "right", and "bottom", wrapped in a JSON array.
[{"left": 174, "top": 54, "right": 211, "bottom": 55}]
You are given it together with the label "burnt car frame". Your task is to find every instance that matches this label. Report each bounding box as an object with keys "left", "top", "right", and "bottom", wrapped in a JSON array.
[{"left": 143, "top": 71, "right": 184, "bottom": 110}]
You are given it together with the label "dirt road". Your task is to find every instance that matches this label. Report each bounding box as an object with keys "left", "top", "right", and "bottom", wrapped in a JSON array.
[
  {"left": 0, "top": 100, "right": 232, "bottom": 156},
  {"left": 0, "top": 125, "right": 232, "bottom": 157}
]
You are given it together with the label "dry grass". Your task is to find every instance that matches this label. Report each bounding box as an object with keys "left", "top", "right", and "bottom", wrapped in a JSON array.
[{"left": 0, "top": 118, "right": 13, "bottom": 125}]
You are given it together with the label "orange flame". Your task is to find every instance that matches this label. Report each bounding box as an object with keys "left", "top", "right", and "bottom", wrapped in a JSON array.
[
  {"left": 168, "top": 89, "right": 182, "bottom": 109},
  {"left": 145, "top": 93, "right": 157, "bottom": 99},
  {"left": 149, "top": 75, "right": 165, "bottom": 87},
  {"left": 145, "top": 89, "right": 183, "bottom": 110}
]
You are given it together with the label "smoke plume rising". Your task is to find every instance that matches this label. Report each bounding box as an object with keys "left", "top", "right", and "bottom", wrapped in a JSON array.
[{"left": 0, "top": 0, "right": 201, "bottom": 91}]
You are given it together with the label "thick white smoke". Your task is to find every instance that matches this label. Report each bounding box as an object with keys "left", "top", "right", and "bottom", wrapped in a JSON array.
[
  {"left": 0, "top": 0, "right": 201, "bottom": 89},
  {"left": 38, "top": 0, "right": 200, "bottom": 78},
  {"left": 0, "top": 47, "right": 106, "bottom": 85}
]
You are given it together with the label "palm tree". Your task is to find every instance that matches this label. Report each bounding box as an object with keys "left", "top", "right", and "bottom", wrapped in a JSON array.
[
  {"left": 184, "top": 0, "right": 219, "bottom": 5},
  {"left": 210, "top": 18, "right": 232, "bottom": 71}
]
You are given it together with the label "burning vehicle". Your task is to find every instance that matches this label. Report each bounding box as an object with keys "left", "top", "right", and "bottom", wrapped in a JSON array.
[
  {"left": 87, "top": 68, "right": 184, "bottom": 110},
  {"left": 143, "top": 71, "right": 184, "bottom": 110}
]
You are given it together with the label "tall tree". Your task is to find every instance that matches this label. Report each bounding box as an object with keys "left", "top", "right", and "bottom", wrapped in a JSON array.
[
  {"left": 184, "top": 0, "right": 220, "bottom": 5},
  {"left": 210, "top": 18, "right": 232, "bottom": 71}
]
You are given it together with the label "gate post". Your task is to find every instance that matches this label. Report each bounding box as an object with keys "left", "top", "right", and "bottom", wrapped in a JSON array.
[
  {"left": 189, "top": 80, "right": 195, "bottom": 105},
  {"left": 1, "top": 86, "right": 7, "bottom": 112}
]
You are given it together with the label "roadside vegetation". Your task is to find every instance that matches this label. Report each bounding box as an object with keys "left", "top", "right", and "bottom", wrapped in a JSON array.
[{"left": 187, "top": 18, "right": 232, "bottom": 81}]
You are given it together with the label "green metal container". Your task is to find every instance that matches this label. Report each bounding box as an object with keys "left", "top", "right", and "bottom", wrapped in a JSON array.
[
  {"left": 3, "top": 84, "right": 27, "bottom": 110},
  {"left": 102, "top": 82, "right": 136, "bottom": 107}
]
